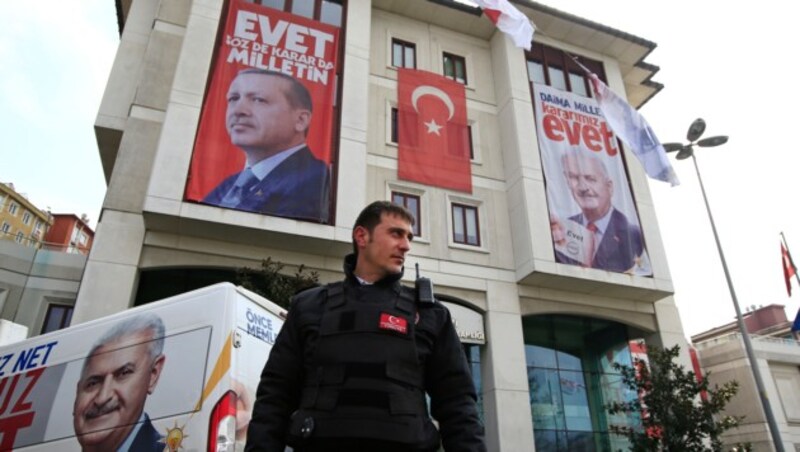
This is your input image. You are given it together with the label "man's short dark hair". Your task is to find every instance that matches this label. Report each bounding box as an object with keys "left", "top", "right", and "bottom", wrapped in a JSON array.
[
  {"left": 235, "top": 68, "right": 313, "bottom": 112},
  {"left": 352, "top": 201, "right": 415, "bottom": 254}
]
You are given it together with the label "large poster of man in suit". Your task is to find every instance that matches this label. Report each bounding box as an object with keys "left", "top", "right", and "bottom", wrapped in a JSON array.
[
  {"left": 534, "top": 82, "right": 651, "bottom": 276},
  {"left": 184, "top": 0, "right": 340, "bottom": 223}
]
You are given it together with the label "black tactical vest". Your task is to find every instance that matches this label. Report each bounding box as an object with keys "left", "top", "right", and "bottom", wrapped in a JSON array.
[{"left": 287, "top": 281, "right": 439, "bottom": 448}]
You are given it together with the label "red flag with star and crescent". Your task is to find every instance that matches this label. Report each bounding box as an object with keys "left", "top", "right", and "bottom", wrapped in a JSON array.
[
  {"left": 397, "top": 68, "right": 472, "bottom": 193},
  {"left": 782, "top": 242, "right": 796, "bottom": 297}
]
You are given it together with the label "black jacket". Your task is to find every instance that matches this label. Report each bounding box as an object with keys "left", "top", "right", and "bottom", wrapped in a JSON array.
[{"left": 245, "top": 255, "right": 485, "bottom": 451}]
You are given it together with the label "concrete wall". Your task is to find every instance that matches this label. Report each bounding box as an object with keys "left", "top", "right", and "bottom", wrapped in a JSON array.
[{"left": 0, "top": 239, "right": 85, "bottom": 337}]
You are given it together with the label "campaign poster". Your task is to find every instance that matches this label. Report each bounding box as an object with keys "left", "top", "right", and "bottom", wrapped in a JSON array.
[
  {"left": 533, "top": 83, "right": 651, "bottom": 275},
  {"left": 184, "top": 0, "right": 340, "bottom": 223},
  {"left": 0, "top": 316, "right": 209, "bottom": 451}
]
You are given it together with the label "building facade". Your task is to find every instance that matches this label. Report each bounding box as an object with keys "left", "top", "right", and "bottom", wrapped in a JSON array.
[
  {"left": 0, "top": 186, "right": 91, "bottom": 339},
  {"left": 0, "top": 182, "right": 53, "bottom": 248},
  {"left": 76, "top": 1, "right": 694, "bottom": 450},
  {"left": 0, "top": 239, "right": 86, "bottom": 339},
  {"left": 44, "top": 213, "right": 95, "bottom": 255},
  {"left": 693, "top": 305, "right": 800, "bottom": 450}
]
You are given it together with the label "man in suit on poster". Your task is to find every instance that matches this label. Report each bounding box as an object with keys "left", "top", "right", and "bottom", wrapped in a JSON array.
[
  {"left": 203, "top": 69, "right": 330, "bottom": 222},
  {"left": 550, "top": 150, "right": 644, "bottom": 273},
  {"left": 73, "top": 314, "right": 166, "bottom": 452}
]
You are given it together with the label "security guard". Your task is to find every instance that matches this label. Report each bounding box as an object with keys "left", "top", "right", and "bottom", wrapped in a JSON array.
[{"left": 246, "top": 201, "right": 486, "bottom": 451}]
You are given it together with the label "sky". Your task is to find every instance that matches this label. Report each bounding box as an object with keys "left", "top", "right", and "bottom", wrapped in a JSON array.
[{"left": 1, "top": 1, "right": 798, "bottom": 339}]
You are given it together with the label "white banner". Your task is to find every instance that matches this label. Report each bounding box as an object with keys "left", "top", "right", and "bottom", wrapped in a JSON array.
[{"left": 533, "top": 83, "right": 651, "bottom": 275}]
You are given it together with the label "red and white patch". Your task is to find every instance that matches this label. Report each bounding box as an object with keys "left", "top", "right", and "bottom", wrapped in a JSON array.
[{"left": 379, "top": 313, "right": 408, "bottom": 334}]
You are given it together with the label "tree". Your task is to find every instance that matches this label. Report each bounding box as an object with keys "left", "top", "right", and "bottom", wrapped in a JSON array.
[
  {"left": 236, "top": 257, "right": 320, "bottom": 309},
  {"left": 606, "top": 344, "right": 748, "bottom": 452}
]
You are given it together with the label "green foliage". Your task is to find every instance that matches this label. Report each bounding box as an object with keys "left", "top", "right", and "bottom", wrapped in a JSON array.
[
  {"left": 606, "top": 344, "right": 748, "bottom": 452},
  {"left": 236, "top": 257, "right": 319, "bottom": 309}
]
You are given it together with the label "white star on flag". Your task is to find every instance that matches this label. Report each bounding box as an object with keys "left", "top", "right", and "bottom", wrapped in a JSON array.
[{"left": 424, "top": 119, "right": 443, "bottom": 135}]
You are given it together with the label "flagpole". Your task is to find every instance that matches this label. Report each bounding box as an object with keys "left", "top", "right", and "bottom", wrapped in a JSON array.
[
  {"left": 780, "top": 232, "right": 800, "bottom": 287},
  {"left": 666, "top": 120, "right": 785, "bottom": 451},
  {"left": 689, "top": 154, "right": 785, "bottom": 452},
  {"left": 781, "top": 232, "right": 800, "bottom": 342}
]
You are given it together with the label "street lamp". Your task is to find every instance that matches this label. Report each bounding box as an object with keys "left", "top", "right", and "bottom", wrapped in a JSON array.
[{"left": 663, "top": 119, "right": 784, "bottom": 452}]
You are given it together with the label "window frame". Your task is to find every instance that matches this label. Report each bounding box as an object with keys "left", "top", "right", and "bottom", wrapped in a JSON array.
[
  {"left": 391, "top": 191, "right": 421, "bottom": 237},
  {"left": 40, "top": 303, "right": 74, "bottom": 334},
  {"left": 451, "top": 202, "right": 481, "bottom": 247},
  {"left": 443, "top": 52, "right": 467, "bottom": 85},
  {"left": 391, "top": 38, "right": 417, "bottom": 69},
  {"left": 390, "top": 106, "right": 399, "bottom": 144},
  {"left": 257, "top": 0, "right": 344, "bottom": 26},
  {"left": 525, "top": 43, "right": 605, "bottom": 97},
  {"left": 8, "top": 203, "right": 18, "bottom": 215}
]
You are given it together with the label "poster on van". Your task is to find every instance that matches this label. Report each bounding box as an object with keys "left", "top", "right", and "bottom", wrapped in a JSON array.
[
  {"left": 0, "top": 286, "right": 285, "bottom": 452},
  {"left": 0, "top": 313, "right": 210, "bottom": 451}
]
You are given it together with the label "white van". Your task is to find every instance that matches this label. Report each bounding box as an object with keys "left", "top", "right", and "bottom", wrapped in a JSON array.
[{"left": 0, "top": 282, "right": 285, "bottom": 452}]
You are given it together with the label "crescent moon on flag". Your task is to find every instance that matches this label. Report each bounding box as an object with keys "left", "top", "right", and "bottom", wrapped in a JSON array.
[{"left": 411, "top": 85, "right": 454, "bottom": 120}]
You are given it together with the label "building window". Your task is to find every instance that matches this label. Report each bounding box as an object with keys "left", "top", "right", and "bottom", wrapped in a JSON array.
[
  {"left": 258, "top": 0, "right": 343, "bottom": 26},
  {"left": 443, "top": 52, "right": 467, "bottom": 84},
  {"left": 320, "top": 0, "right": 343, "bottom": 26},
  {"left": 525, "top": 42, "right": 604, "bottom": 97},
  {"left": 392, "top": 39, "right": 416, "bottom": 68},
  {"left": 391, "top": 107, "right": 399, "bottom": 143},
  {"left": 41, "top": 304, "right": 74, "bottom": 334},
  {"left": 34, "top": 220, "right": 42, "bottom": 231},
  {"left": 15, "top": 232, "right": 24, "bottom": 243},
  {"left": 467, "top": 125, "right": 474, "bottom": 160},
  {"left": 8, "top": 203, "right": 18, "bottom": 215},
  {"left": 391, "top": 192, "right": 421, "bottom": 236},
  {"left": 527, "top": 60, "right": 545, "bottom": 84},
  {"left": 1, "top": 222, "right": 9, "bottom": 234},
  {"left": 290, "top": 0, "right": 314, "bottom": 18},
  {"left": 452, "top": 203, "right": 480, "bottom": 246},
  {"left": 464, "top": 344, "right": 483, "bottom": 421},
  {"left": 524, "top": 314, "right": 641, "bottom": 451},
  {"left": 568, "top": 72, "right": 589, "bottom": 97},
  {"left": 22, "top": 212, "right": 31, "bottom": 225}
]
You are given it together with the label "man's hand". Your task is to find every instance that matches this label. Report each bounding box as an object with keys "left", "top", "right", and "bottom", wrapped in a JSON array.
[{"left": 550, "top": 214, "right": 566, "bottom": 246}]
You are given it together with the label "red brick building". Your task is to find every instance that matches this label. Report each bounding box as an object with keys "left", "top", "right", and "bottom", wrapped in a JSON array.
[{"left": 43, "top": 214, "right": 95, "bottom": 255}]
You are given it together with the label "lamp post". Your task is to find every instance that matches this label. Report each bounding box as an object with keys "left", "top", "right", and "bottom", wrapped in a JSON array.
[{"left": 663, "top": 119, "right": 784, "bottom": 452}]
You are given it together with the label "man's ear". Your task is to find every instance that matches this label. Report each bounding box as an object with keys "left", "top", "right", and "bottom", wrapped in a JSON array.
[
  {"left": 148, "top": 354, "right": 166, "bottom": 394},
  {"left": 295, "top": 109, "right": 312, "bottom": 133},
  {"left": 353, "top": 225, "right": 369, "bottom": 250}
]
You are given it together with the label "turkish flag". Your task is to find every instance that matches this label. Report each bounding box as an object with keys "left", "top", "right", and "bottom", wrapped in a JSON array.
[
  {"left": 782, "top": 242, "right": 796, "bottom": 296},
  {"left": 397, "top": 69, "right": 472, "bottom": 193}
]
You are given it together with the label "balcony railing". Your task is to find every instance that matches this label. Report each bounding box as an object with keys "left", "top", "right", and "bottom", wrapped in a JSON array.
[
  {"left": 0, "top": 230, "right": 90, "bottom": 255},
  {"left": 694, "top": 332, "right": 800, "bottom": 350}
]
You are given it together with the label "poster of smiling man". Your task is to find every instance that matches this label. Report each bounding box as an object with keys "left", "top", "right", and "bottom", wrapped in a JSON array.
[
  {"left": 534, "top": 82, "right": 651, "bottom": 275},
  {"left": 184, "top": 0, "right": 340, "bottom": 223}
]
